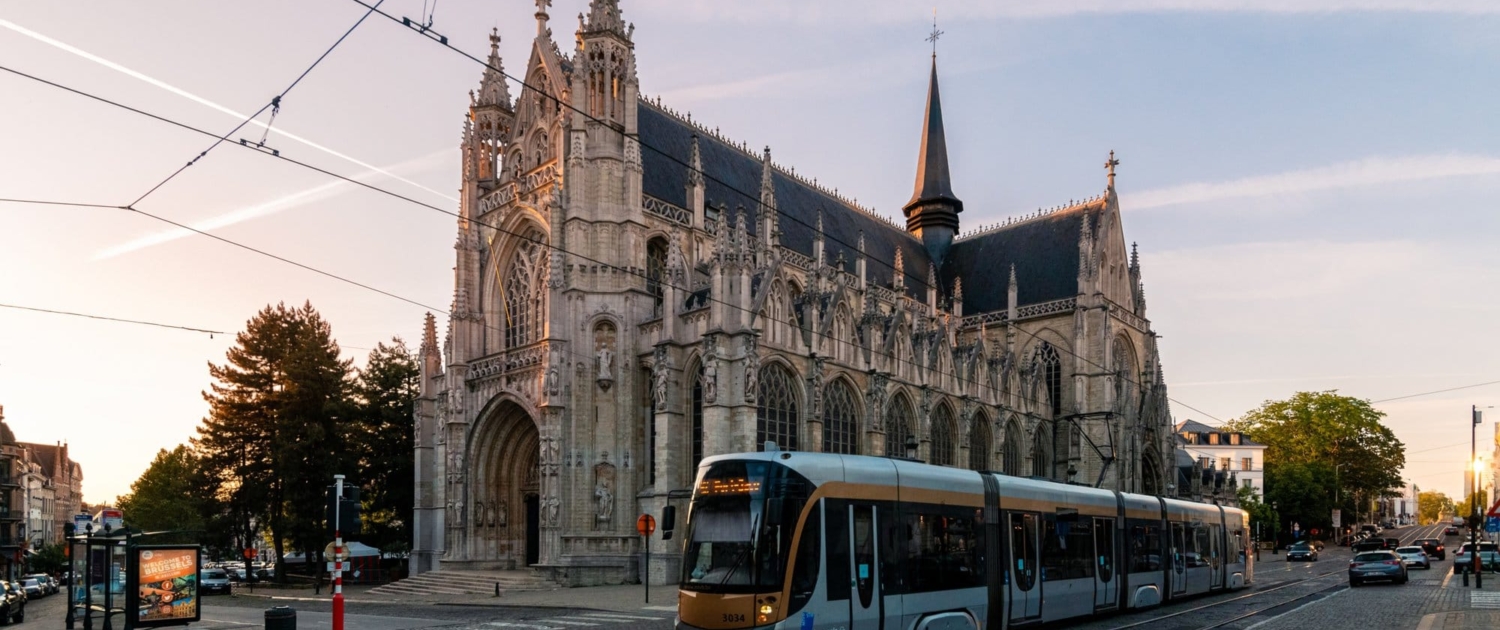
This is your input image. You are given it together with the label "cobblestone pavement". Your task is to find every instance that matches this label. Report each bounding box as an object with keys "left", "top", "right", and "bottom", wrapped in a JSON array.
[{"left": 196, "top": 595, "right": 676, "bottom": 630}]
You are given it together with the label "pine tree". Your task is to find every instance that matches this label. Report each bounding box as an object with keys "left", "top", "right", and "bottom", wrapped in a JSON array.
[
  {"left": 349, "top": 338, "right": 419, "bottom": 554},
  {"left": 194, "top": 302, "right": 351, "bottom": 579}
]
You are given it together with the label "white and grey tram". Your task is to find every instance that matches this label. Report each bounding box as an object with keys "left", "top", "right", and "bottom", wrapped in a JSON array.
[{"left": 676, "top": 450, "right": 1251, "bottom": 630}]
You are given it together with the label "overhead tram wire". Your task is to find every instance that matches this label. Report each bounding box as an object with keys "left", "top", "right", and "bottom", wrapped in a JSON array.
[
  {"left": 4, "top": 66, "right": 1177, "bottom": 423},
  {"left": 124, "top": 0, "right": 384, "bottom": 209},
  {"left": 348, "top": 0, "right": 1231, "bottom": 421},
  {"left": 0, "top": 302, "right": 224, "bottom": 336},
  {"left": 1371, "top": 379, "right": 1500, "bottom": 404},
  {"left": 0, "top": 197, "right": 123, "bottom": 209}
]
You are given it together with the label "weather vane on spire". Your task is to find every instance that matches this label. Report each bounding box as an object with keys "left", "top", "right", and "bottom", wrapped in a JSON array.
[
  {"left": 1105, "top": 150, "right": 1121, "bottom": 189},
  {"left": 926, "top": 9, "right": 943, "bottom": 58}
]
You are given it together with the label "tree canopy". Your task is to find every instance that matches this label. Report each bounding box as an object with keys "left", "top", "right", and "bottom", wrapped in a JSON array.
[
  {"left": 1228, "top": 391, "right": 1407, "bottom": 535},
  {"left": 116, "top": 445, "right": 205, "bottom": 542},
  {"left": 1419, "top": 490, "right": 1457, "bottom": 525},
  {"left": 347, "top": 338, "right": 419, "bottom": 554}
]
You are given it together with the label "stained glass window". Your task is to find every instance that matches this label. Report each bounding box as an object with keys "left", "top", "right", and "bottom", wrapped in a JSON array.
[
  {"left": 930, "top": 405, "right": 955, "bottom": 466},
  {"left": 969, "top": 413, "right": 992, "bottom": 471},
  {"left": 822, "top": 379, "right": 859, "bottom": 455},
  {"left": 756, "top": 364, "right": 799, "bottom": 451},
  {"left": 503, "top": 229, "right": 547, "bottom": 349},
  {"left": 884, "top": 395, "right": 915, "bottom": 458}
]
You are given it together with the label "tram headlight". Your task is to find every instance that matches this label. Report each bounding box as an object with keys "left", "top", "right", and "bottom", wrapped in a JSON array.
[{"left": 758, "top": 604, "right": 774, "bottom": 616}]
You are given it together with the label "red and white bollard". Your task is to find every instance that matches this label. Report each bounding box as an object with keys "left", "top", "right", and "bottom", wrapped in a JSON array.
[{"left": 333, "top": 474, "right": 346, "bottom": 630}]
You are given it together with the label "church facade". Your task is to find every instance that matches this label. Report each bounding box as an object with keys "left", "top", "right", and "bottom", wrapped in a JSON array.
[{"left": 411, "top": 0, "right": 1179, "bottom": 586}]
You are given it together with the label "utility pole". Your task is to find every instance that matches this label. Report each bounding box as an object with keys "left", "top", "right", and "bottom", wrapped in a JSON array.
[
  {"left": 1472, "top": 406, "right": 1483, "bottom": 588},
  {"left": 334, "top": 474, "right": 346, "bottom": 629}
]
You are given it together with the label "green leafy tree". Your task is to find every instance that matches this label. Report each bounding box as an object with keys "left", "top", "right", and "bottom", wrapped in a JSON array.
[
  {"left": 1263, "top": 460, "right": 1336, "bottom": 540},
  {"left": 1418, "top": 491, "right": 1456, "bottom": 525},
  {"left": 348, "top": 338, "right": 418, "bottom": 554},
  {"left": 116, "top": 445, "right": 204, "bottom": 543},
  {"left": 27, "top": 543, "right": 66, "bottom": 575},
  {"left": 1228, "top": 391, "right": 1406, "bottom": 526},
  {"left": 194, "top": 302, "right": 352, "bottom": 580},
  {"left": 1237, "top": 485, "right": 1279, "bottom": 542},
  {"left": 1457, "top": 489, "right": 1491, "bottom": 524}
]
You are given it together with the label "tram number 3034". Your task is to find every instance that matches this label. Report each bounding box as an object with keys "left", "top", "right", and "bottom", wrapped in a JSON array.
[{"left": 721, "top": 614, "right": 746, "bottom": 623}]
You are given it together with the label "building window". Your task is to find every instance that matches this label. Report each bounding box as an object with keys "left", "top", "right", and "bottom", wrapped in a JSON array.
[
  {"left": 1031, "top": 426, "right": 1052, "bottom": 478},
  {"left": 885, "top": 395, "right": 916, "bottom": 458},
  {"left": 503, "top": 228, "right": 548, "bottom": 349},
  {"left": 1199, "top": 456, "right": 1211, "bottom": 469},
  {"left": 646, "top": 238, "right": 667, "bottom": 316},
  {"left": 692, "top": 364, "right": 704, "bottom": 472},
  {"left": 969, "top": 414, "right": 992, "bottom": 471},
  {"left": 1033, "top": 343, "right": 1063, "bottom": 418},
  {"left": 1220, "top": 457, "right": 1231, "bottom": 471},
  {"left": 930, "top": 405, "right": 955, "bottom": 467},
  {"left": 756, "top": 364, "right": 799, "bottom": 451},
  {"left": 822, "top": 379, "right": 859, "bottom": 455},
  {"left": 1003, "top": 419, "right": 1024, "bottom": 476},
  {"left": 1242, "top": 457, "right": 1253, "bottom": 472}
]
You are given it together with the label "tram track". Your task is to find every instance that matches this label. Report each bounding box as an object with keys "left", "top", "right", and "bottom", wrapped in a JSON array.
[{"left": 1101, "top": 522, "right": 1447, "bottom": 630}]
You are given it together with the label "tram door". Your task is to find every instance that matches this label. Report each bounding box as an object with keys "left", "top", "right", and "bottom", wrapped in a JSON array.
[
  {"left": 1093, "top": 517, "right": 1118, "bottom": 610},
  {"left": 1008, "top": 512, "right": 1040, "bottom": 622},
  {"left": 1169, "top": 523, "right": 1187, "bottom": 597},
  {"left": 848, "top": 504, "right": 881, "bottom": 630},
  {"left": 1209, "top": 525, "right": 1223, "bottom": 589}
]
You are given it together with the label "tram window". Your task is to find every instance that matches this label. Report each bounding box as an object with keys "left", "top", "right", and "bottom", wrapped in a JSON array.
[
  {"left": 788, "top": 505, "right": 821, "bottom": 612},
  {"left": 905, "top": 506, "right": 985, "bottom": 592},
  {"left": 1129, "top": 521, "right": 1161, "bottom": 572},
  {"left": 826, "top": 501, "right": 850, "bottom": 602},
  {"left": 1041, "top": 516, "right": 1094, "bottom": 581},
  {"left": 1095, "top": 518, "right": 1114, "bottom": 583},
  {"left": 1187, "top": 524, "right": 1210, "bottom": 568}
]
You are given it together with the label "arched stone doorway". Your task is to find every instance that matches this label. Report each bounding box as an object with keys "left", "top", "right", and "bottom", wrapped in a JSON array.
[{"left": 468, "top": 398, "right": 541, "bottom": 568}]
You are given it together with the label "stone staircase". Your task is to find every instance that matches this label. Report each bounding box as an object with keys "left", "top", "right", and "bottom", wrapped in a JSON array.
[{"left": 369, "top": 569, "right": 560, "bottom": 598}]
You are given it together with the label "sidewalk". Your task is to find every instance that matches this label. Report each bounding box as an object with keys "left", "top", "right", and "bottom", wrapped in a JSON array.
[
  {"left": 231, "top": 582, "right": 679, "bottom": 613},
  {"left": 1417, "top": 562, "right": 1500, "bottom": 630}
]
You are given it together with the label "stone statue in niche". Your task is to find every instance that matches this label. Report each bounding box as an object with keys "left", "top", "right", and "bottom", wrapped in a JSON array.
[
  {"left": 544, "top": 494, "right": 560, "bottom": 527},
  {"left": 743, "top": 335, "right": 760, "bottom": 402},
  {"left": 545, "top": 349, "right": 561, "bottom": 397},
  {"left": 497, "top": 499, "right": 509, "bottom": 528},
  {"left": 594, "top": 322, "right": 617, "bottom": 391},
  {"left": 474, "top": 499, "right": 487, "bottom": 527},
  {"left": 593, "top": 461, "right": 616, "bottom": 529},
  {"left": 652, "top": 346, "right": 670, "bottom": 411},
  {"left": 702, "top": 334, "right": 719, "bottom": 404}
]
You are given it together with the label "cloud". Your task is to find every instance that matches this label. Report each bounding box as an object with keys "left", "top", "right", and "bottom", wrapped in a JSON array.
[
  {"left": 1123, "top": 154, "right": 1500, "bottom": 210},
  {"left": 0, "top": 19, "right": 457, "bottom": 203},
  {"left": 93, "top": 149, "right": 449, "bottom": 260},
  {"left": 635, "top": 0, "right": 1500, "bottom": 25}
]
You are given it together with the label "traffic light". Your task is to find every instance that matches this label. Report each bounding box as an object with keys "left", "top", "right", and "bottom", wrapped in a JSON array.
[{"left": 325, "top": 485, "right": 362, "bottom": 536}]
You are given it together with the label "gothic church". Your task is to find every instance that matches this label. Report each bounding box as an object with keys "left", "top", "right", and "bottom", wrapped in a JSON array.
[{"left": 412, "top": 0, "right": 1179, "bottom": 585}]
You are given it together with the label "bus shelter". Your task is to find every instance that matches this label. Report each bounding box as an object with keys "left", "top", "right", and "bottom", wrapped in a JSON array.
[{"left": 65, "top": 524, "right": 202, "bottom": 630}]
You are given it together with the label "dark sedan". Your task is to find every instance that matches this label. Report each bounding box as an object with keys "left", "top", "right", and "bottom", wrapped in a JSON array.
[
  {"left": 1350, "top": 550, "right": 1409, "bottom": 586},
  {"left": 1415, "top": 538, "right": 1446, "bottom": 560},
  {"left": 1288, "top": 542, "right": 1320, "bottom": 561}
]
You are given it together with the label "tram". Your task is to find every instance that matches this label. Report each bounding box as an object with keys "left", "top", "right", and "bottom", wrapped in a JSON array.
[{"left": 676, "top": 449, "right": 1251, "bottom": 630}]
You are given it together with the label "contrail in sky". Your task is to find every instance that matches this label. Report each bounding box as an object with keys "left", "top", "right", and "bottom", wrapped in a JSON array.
[
  {"left": 94, "top": 150, "right": 449, "bottom": 260},
  {"left": 0, "top": 18, "right": 457, "bottom": 203}
]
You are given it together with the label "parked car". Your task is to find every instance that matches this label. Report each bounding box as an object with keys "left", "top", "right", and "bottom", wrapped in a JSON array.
[
  {"left": 201, "top": 569, "right": 232, "bottom": 595},
  {"left": 1350, "top": 550, "right": 1409, "bottom": 586},
  {"left": 22, "top": 574, "right": 53, "bottom": 596},
  {"left": 19, "top": 579, "right": 43, "bottom": 599},
  {"left": 0, "top": 581, "right": 23, "bottom": 624},
  {"left": 1415, "top": 538, "right": 1446, "bottom": 560},
  {"left": 1396, "top": 546, "right": 1431, "bottom": 570},
  {"left": 6, "top": 581, "right": 25, "bottom": 605},
  {"left": 1453, "top": 542, "right": 1500, "bottom": 574},
  {"left": 1288, "top": 541, "right": 1320, "bottom": 561}
]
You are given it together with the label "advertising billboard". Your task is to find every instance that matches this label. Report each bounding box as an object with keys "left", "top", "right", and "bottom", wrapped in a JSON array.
[{"left": 128, "top": 546, "right": 202, "bottom": 627}]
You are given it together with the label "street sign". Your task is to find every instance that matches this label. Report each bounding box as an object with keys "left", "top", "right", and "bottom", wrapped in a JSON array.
[
  {"left": 326, "top": 561, "right": 347, "bottom": 572},
  {"left": 1487, "top": 516, "right": 1500, "bottom": 534},
  {"left": 1487, "top": 500, "right": 1500, "bottom": 518},
  {"left": 243, "top": 548, "right": 256, "bottom": 560},
  {"left": 1332, "top": 509, "right": 1341, "bottom": 528},
  {"left": 637, "top": 514, "right": 656, "bottom": 537}
]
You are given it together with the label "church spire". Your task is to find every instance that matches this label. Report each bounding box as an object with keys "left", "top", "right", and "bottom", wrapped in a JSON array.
[{"left": 902, "top": 49, "right": 963, "bottom": 267}]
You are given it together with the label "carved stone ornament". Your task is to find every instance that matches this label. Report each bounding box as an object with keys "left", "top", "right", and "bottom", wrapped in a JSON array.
[
  {"left": 652, "top": 345, "right": 671, "bottom": 411},
  {"left": 594, "top": 322, "right": 617, "bottom": 391}
]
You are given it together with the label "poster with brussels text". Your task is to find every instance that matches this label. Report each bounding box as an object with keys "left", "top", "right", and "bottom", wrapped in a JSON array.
[{"left": 131, "top": 546, "right": 201, "bottom": 626}]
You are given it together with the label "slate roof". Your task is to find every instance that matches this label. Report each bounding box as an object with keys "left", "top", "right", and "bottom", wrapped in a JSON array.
[
  {"left": 941, "top": 202, "right": 1100, "bottom": 315},
  {"left": 19, "top": 442, "right": 58, "bottom": 474},
  {"left": 639, "top": 102, "right": 932, "bottom": 300},
  {"left": 1173, "top": 419, "right": 1265, "bottom": 447}
]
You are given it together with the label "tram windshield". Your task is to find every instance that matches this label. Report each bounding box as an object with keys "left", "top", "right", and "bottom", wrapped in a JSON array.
[{"left": 680, "top": 459, "right": 813, "bottom": 593}]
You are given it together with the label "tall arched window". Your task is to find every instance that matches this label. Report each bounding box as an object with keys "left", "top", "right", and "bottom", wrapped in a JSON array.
[
  {"left": 822, "top": 379, "right": 859, "bottom": 455},
  {"left": 969, "top": 413, "right": 993, "bottom": 471},
  {"left": 757, "top": 364, "right": 799, "bottom": 451},
  {"left": 691, "top": 363, "right": 704, "bottom": 473},
  {"left": 1033, "top": 342, "right": 1063, "bottom": 418},
  {"left": 930, "top": 405, "right": 956, "bottom": 466},
  {"left": 884, "top": 395, "right": 915, "bottom": 458},
  {"left": 503, "top": 229, "right": 548, "bottom": 349},
  {"left": 1031, "top": 425, "right": 1052, "bottom": 478},
  {"left": 646, "top": 238, "right": 667, "bottom": 317},
  {"left": 1113, "top": 337, "right": 1135, "bottom": 415},
  {"left": 1003, "top": 418, "right": 1024, "bottom": 476}
]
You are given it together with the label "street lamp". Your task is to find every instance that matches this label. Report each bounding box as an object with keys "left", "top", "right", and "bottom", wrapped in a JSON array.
[
  {"left": 905, "top": 434, "right": 919, "bottom": 461},
  {"left": 1469, "top": 405, "right": 1491, "bottom": 588}
]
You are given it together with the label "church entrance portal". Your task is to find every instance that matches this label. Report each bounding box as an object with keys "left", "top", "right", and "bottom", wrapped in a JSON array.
[
  {"left": 525, "top": 494, "right": 540, "bottom": 565},
  {"left": 467, "top": 398, "right": 542, "bottom": 569}
]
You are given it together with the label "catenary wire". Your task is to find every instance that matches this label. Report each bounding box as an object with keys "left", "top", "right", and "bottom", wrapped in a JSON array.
[
  {"left": 9, "top": 58, "right": 1205, "bottom": 438},
  {"left": 125, "top": 0, "right": 384, "bottom": 208},
  {"left": 1371, "top": 379, "right": 1500, "bottom": 404},
  {"left": 347, "top": 0, "right": 1226, "bottom": 421},
  {"left": 0, "top": 302, "right": 224, "bottom": 335},
  {"left": 0, "top": 197, "right": 122, "bottom": 209}
]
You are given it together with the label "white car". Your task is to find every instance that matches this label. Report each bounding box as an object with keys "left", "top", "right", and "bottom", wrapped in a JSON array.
[{"left": 1395, "top": 546, "right": 1431, "bottom": 570}]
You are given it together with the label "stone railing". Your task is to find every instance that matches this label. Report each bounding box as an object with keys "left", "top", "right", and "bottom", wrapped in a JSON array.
[
  {"left": 642, "top": 194, "right": 691, "bottom": 226},
  {"left": 1110, "top": 301, "right": 1149, "bottom": 331},
  {"left": 467, "top": 343, "right": 548, "bottom": 382},
  {"left": 478, "top": 163, "right": 559, "bottom": 214},
  {"left": 1015, "top": 297, "right": 1077, "bottom": 320}
]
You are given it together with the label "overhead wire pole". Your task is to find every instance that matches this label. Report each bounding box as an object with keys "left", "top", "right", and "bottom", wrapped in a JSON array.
[{"left": 333, "top": 474, "right": 346, "bottom": 630}]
